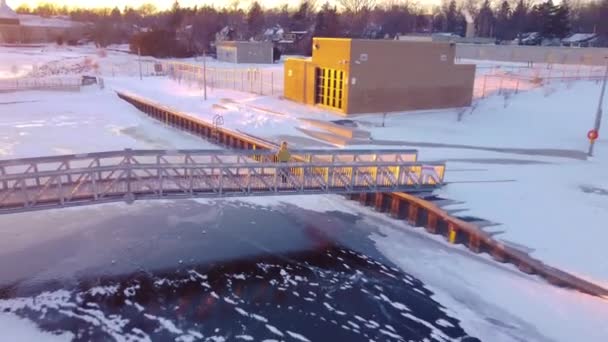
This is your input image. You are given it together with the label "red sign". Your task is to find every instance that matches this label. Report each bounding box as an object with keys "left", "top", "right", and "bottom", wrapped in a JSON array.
[{"left": 588, "top": 129, "right": 599, "bottom": 141}]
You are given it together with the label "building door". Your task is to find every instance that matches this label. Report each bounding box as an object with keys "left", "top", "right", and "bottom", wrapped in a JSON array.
[{"left": 315, "top": 68, "right": 345, "bottom": 110}]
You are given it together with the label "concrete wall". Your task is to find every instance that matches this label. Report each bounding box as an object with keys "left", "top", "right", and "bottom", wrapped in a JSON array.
[
  {"left": 347, "top": 40, "right": 474, "bottom": 114},
  {"left": 216, "top": 44, "right": 237, "bottom": 63},
  {"left": 216, "top": 41, "right": 273, "bottom": 64},
  {"left": 236, "top": 41, "right": 273, "bottom": 64},
  {"left": 456, "top": 44, "right": 608, "bottom": 65}
]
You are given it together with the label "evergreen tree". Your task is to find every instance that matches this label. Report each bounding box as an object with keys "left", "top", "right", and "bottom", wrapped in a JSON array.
[
  {"left": 600, "top": 0, "right": 608, "bottom": 36},
  {"left": 529, "top": 0, "right": 554, "bottom": 36},
  {"left": 111, "top": 7, "right": 121, "bottom": 23},
  {"left": 495, "top": 0, "right": 512, "bottom": 40},
  {"left": 315, "top": 2, "right": 340, "bottom": 37},
  {"left": 552, "top": 1, "right": 571, "bottom": 38},
  {"left": 445, "top": 0, "right": 459, "bottom": 33},
  {"left": 512, "top": 0, "right": 528, "bottom": 38},
  {"left": 168, "top": 0, "right": 184, "bottom": 31},
  {"left": 475, "top": 0, "right": 495, "bottom": 37},
  {"left": 291, "top": 0, "right": 315, "bottom": 31},
  {"left": 380, "top": 5, "right": 414, "bottom": 38},
  {"left": 247, "top": 1, "right": 265, "bottom": 38}
]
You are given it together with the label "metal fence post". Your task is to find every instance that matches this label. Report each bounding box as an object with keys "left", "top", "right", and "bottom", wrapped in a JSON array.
[
  {"left": 125, "top": 148, "right": 134, "bottom": 204},
  {"left": 271, "top": 72, "right": 274, "bottom": 95},
  {"left": 499, "top": 76, "right": 504, "bottom": 95},
  {"left": 588, "top": 58, "right": 608, "bottom": 157},
  {"left": 203, "top": 51, "right": 207, "bottom": 100}
]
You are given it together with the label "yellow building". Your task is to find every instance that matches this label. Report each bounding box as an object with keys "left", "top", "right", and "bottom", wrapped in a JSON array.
[{"left": 284, "top": 37, "right": 476, "bottom": 115}]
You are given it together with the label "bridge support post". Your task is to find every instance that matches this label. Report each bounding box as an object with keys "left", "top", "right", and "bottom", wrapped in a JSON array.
[
  {"left": 491, "top": 248, "right": 508, "bottom": 263},
  {"left": 447, "top": 222, "right": 457, "bottom": 243},
  {"left": 359, "top": 193, "right": 368, "bottom": 206},
  {"left": 468, "top": 235, "right": 481, "bottom": 253},
  {"left": 518, "top": 262, "right": 536, "bottom": 274},
  {"left": 407, "top": 204, "right": 418, "bottom": 226},
  {"left": 425, "top": 213, "right": 437, "bottom": 234},
  {"left": 390, "top": 196, "right": 401, "bottom": 218},
  {"left": 374, "top": 193, "right": 384, "bottom": 212}
]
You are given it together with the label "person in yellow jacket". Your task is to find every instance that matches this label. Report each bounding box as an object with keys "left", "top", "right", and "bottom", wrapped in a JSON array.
[{"left": 276, "top": 141, "right": 291, "bottom": 183}]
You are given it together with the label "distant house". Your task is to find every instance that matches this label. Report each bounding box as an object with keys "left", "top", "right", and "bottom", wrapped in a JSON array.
[{"left": 561, "top": 33, "right": 599, "bottom": 47}]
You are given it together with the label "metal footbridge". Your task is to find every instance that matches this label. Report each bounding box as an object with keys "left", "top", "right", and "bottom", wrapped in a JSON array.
[{"left": 0, "top": 149, "right": 445, "bottom": 214}]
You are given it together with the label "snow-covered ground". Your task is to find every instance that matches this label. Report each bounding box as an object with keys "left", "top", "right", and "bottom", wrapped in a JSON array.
[
  {"left": 0, "top": 75, "right": 218, "bottom": 158},
  {"left": 1, "top": 44, "right": 608, "bottom": 341}
]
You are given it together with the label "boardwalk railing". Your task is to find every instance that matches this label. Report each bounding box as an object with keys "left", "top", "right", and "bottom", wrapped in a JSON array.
[{"left": 0, "top": 149, "right": 445, "bottom": 214}]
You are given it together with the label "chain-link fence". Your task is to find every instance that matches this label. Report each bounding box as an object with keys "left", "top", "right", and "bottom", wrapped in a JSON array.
[
  {"left": 164, "top": 61, "right": 283, "bottom": 96},
  {"left": 474, "top": 64, "right": 607, "bottom": 99},
  {"left": 103, "top": 59, "right": 166, "bottom": 78}
]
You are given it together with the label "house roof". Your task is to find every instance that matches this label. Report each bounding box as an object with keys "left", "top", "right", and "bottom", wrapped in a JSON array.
[
  {"left": 562, "top": 33, "right": 597, "bottom": 43},
  {"left": 0, "top": 0, "right": 19, "bottom": 22},
  {"left": 17, "top": 14, "right": 83, "bottom": 28}
]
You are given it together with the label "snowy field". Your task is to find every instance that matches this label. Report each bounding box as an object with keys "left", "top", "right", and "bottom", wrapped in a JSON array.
[
  {"left": 1, "top": 44, "right": 608, "bottom": 342},
  {"left": 0, "top": 85, "right": 218, "bottom": 158}
]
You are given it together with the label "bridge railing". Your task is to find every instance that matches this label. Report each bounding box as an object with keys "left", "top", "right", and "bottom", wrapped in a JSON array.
[
  {"left": 0, "top": 149, "right": 419, "bottom": 172},
  {"left": 0, "top": 149, "right": 444, "bottom": 213}
]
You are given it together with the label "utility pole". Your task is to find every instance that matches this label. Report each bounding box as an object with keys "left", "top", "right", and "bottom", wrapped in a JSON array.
[
  {"left": 588, "top": 57, "right": 608, "bottom": 157},
  {"left": 138, "top": 46, "right": 143, "bottom": 81},
  {"left": 203, "top": 49, "right": 207, "bottom": 101}
]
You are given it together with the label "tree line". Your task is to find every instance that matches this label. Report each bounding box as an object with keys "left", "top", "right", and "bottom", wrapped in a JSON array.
[{"left": 15, "top": 0, "right": 608, "bottom": 57}]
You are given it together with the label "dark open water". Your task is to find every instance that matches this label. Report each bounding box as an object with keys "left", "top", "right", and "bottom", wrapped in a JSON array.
[{"left": 0, "top": 200, "right": 479, "bottom": 342}]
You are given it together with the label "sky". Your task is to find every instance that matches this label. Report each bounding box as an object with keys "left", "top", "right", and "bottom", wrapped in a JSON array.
[{"left": 6, "top": 0, "right": 441, "bottom": 11}]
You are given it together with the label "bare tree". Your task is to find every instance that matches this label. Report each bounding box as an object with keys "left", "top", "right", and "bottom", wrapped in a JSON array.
[{"left": 338, "top": 0, "right": 376, "bottom": 15}]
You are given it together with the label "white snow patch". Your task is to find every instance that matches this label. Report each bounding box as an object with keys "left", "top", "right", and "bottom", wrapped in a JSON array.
[
  {"left": 265, "top": 324, "right": 284, "bottom": 337},
  {"left": 0, "top": 312, "right": 74, "bottom": 342},
  {"left": 286, "top": 330, "right": 311, "bottom": 342}
]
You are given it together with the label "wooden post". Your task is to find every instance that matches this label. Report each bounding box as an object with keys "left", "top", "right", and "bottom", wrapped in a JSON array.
[
  {"left": 492, "top": 248, "right": 508, "bottom": 263},
  {"left": 468, "top": 235, "right": 481, "bottom": 253},
  {"left": 407, "top": 204, "right": 418, "bottom": 226},
  {"left": 518, "top": 262, "right": 535, "bottom": 274},
  {"left": 425, "top": 213, "right": 437, "bottom": 234},
  {"left": 390, "top": 196, "right": 401, "bottom": 218},
  {"left": 374, "top": 193, "right": 384, "bottom": 212},
  {"left": 359, "top": 193, "right": 368, "bottom": 206}
]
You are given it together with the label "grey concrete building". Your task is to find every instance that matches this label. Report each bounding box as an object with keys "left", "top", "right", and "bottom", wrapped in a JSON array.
[{"left": 216, "top": 41, "right": 274, "bottom": 64}]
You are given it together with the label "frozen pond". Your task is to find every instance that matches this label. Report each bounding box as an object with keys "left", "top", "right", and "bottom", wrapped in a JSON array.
[{"left": 0, "top": 200, "right": 477, "bottom": 342}]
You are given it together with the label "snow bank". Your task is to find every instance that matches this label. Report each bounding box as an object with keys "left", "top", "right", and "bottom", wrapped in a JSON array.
[{"left": 0, "top": 312, "right": 74, "bottom": 341}]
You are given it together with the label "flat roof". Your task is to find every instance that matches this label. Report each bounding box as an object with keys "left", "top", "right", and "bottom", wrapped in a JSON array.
[{"left": 217, "top": 40, "right": 273, "bottom": 47}]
